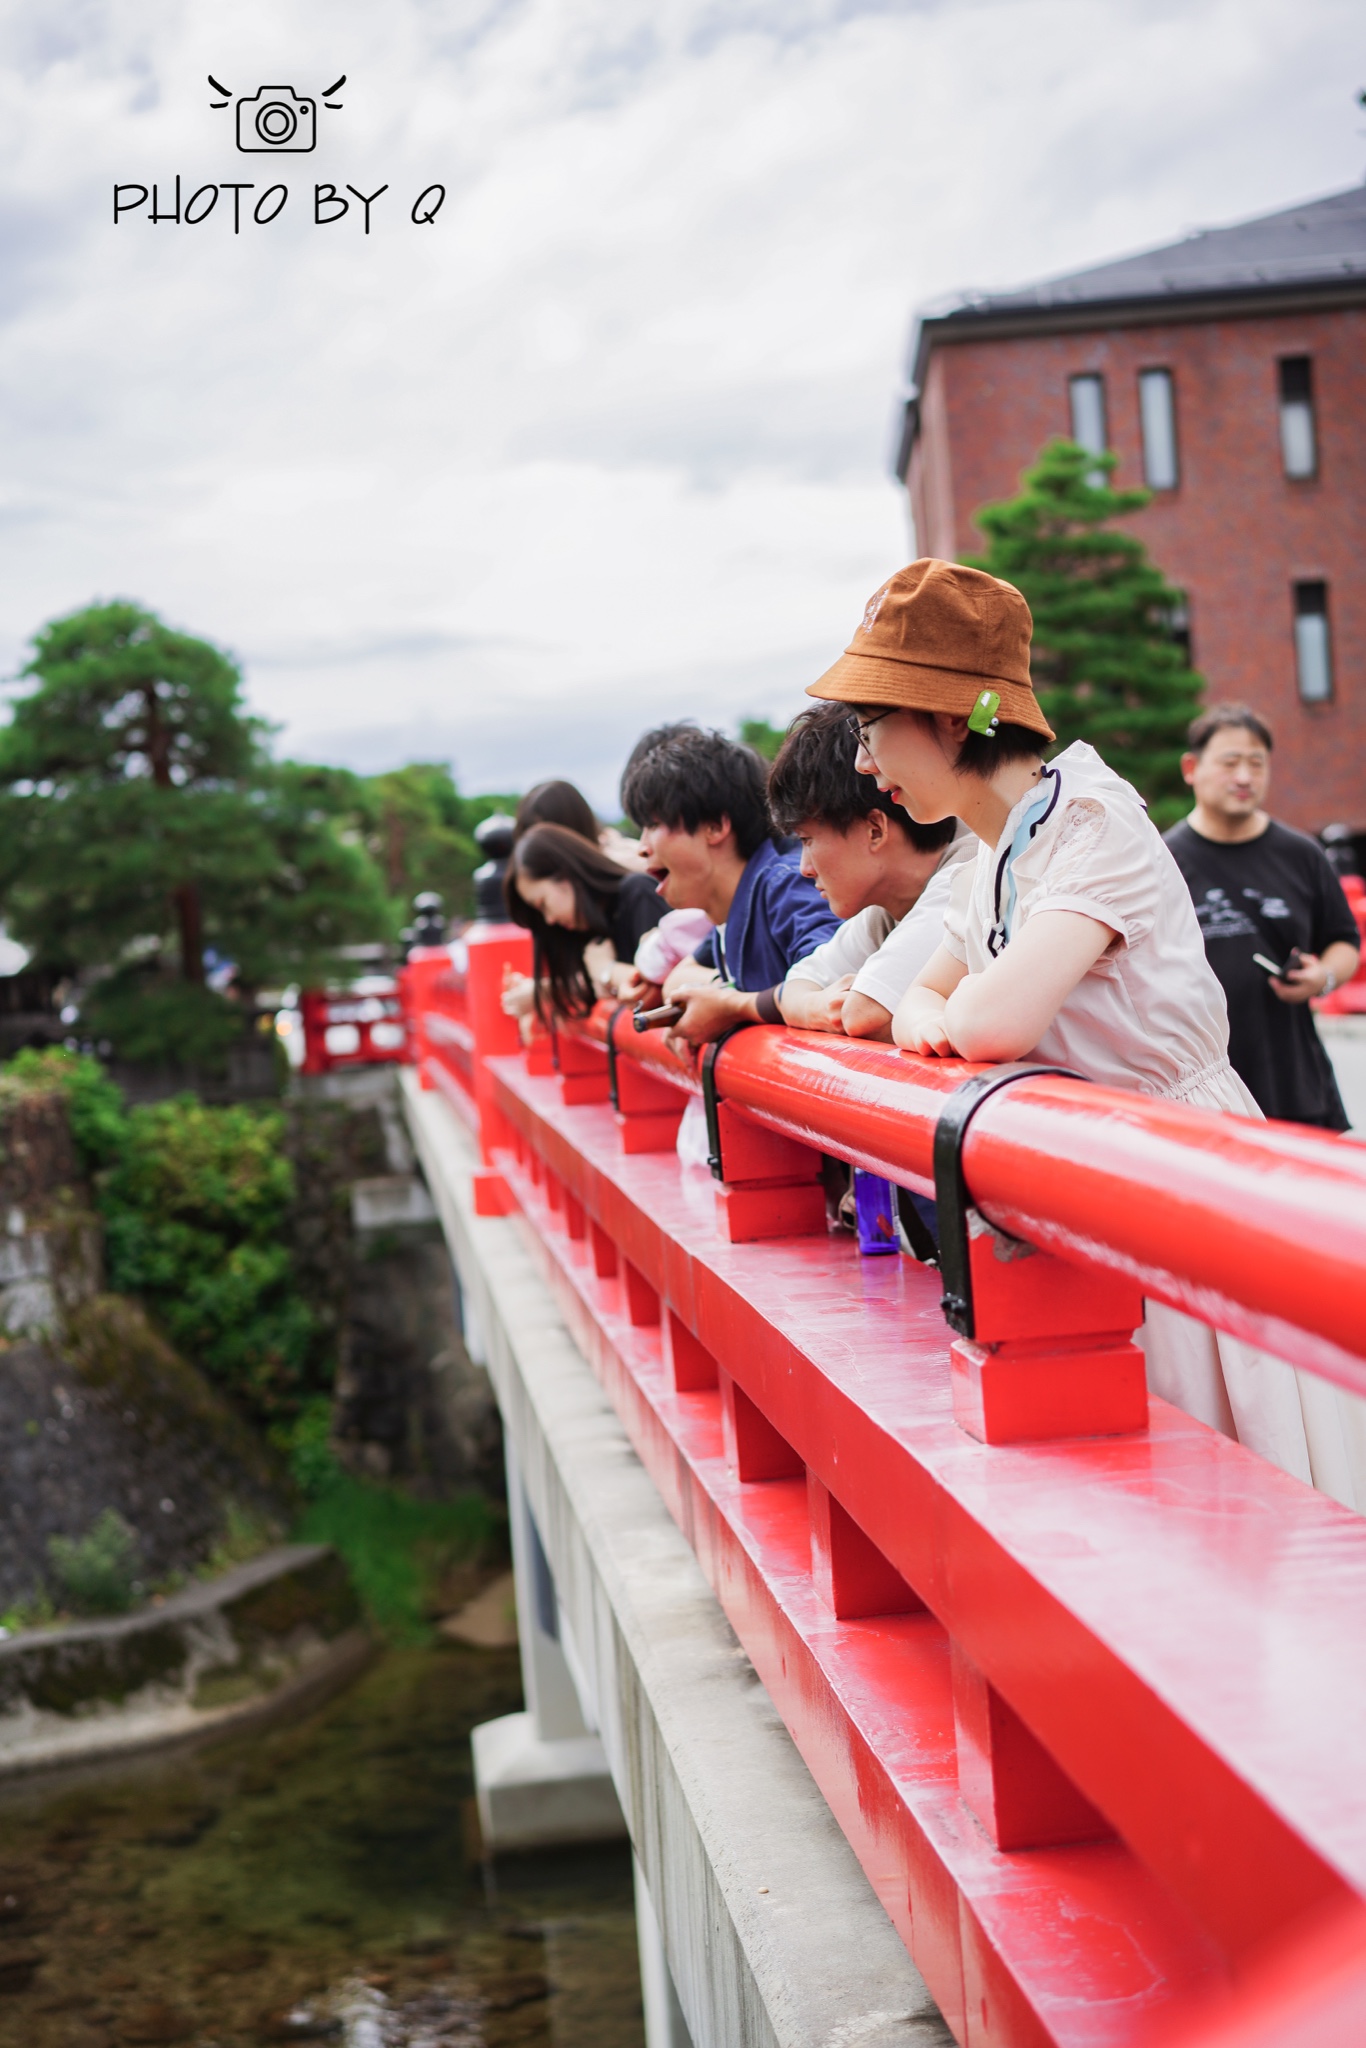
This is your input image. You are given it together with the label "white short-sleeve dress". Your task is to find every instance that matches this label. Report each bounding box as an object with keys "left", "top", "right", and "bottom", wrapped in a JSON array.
[{"left": 941, "top": 741, "right": 1364, "bottom": 1507}]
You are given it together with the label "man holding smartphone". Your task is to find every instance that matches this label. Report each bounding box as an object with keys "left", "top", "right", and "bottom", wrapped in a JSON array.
[{"left": 1165, "top": 704, "right": 1360, "bottom": 1128}]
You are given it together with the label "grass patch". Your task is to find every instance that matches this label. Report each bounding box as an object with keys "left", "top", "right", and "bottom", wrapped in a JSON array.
[
  {"left": 199, "top": 1500, "right": 283, "bottom": 1579},
  {"left": 295, "top": 1474, "right": 500, "bottom": 1645}
]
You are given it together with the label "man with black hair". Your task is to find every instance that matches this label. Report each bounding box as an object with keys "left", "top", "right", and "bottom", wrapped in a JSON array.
[
  {"left": 768, "top": 705, "right": 974, "bottom": 1040},
  {"left": 619, "top": 721, "right": 839, "bottom": 1042},
  {"left": 1165, "top": 703, "right": 1359, "bottom": 1128}
]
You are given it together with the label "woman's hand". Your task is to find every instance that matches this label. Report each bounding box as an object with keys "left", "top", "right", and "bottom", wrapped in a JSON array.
[
  {"left": 892, "top": 945, "right": 969, "bottom": 1056},
  {"left": 616, "top": 968, "right": 662, "bottom": 1006},
  {"left": 894, "top": 986, "right": 957, "bottom": 1056},
  {"left": 501, "top": 970, "right": 537, "bottom": 1019}
]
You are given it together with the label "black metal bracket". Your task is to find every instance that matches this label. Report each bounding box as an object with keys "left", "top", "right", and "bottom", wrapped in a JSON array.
[
  {"left": 933, "top": 1064, "right": 1082, "bottom": 1338},
  {"left": 700, "top": 1025, "right": 752, "bottom": 1182},
  {"left": 894, "top": 1185, "right": 941, "bottom": 1268},
  {"left": 604, "top": 1002, "right": 632, "bottom": 1113}
]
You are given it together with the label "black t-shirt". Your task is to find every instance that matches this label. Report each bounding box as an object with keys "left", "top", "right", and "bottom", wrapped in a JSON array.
[
  {"left": 1164, "top": 818, "right": 1358, "bottom": 1128},
  {"left": 606, "top": 870, "right": 666, "bottom": 963}
]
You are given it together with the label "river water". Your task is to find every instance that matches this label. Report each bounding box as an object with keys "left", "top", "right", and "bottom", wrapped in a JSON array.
[{"left": 0, "top": 1640, "right": 645, "bottom": 2047}]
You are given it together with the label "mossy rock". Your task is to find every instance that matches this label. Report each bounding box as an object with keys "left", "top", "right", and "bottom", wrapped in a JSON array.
[
  {"left": 4, "top": 1622, "right": 188, "bottom": 1717},
  {"left": 64, "top": 1294, "right": 283, "bottom": 1490}
]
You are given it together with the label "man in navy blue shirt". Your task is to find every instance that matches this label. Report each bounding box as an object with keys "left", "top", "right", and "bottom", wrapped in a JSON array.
[{"left": 620, "top": 722, "right": 839, "bottom": 1043}]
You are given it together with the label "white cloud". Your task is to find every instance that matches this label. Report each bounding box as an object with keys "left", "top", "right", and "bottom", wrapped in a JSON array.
[{"left": 0, "top": 0, "right": 1358, "bottom": 807}]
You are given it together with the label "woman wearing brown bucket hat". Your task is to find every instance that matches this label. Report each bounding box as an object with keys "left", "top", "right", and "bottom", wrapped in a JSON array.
[{"left": 809, "top": 557, "right": 1366, "bottom": 1511}]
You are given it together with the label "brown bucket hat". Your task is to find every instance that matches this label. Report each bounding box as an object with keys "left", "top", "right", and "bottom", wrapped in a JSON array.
[{"left": 807, "top": 558, "right": 1055, "bottom": 742}]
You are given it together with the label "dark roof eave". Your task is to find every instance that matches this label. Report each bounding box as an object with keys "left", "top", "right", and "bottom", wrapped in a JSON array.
[{"left": 902, "top": 272, "right": 1366, "bottom": 461}]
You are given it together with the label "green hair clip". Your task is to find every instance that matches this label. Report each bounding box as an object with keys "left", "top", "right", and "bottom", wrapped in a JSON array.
[{"left": 967, "top": 688, "right": 1001, "bottom": 737}]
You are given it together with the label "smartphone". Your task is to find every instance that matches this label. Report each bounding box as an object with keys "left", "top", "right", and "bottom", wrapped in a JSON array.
[{"left": 1253, "top": 948, "right": 1304, "bottom": 980}]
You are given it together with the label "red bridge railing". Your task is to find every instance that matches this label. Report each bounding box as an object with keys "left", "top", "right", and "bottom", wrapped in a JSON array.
[{"left": 401, "top": 926, "right": 1366, "bottom": 2048}]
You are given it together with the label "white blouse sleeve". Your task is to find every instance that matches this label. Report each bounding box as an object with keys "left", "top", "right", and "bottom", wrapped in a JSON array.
[{"left": 1028, "top": 796, "right": 1162, "bottom": 948}]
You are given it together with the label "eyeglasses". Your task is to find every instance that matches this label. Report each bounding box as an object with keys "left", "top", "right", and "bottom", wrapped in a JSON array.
[{"left": 846, "top": 711, "right": 889, "bottom": 749}]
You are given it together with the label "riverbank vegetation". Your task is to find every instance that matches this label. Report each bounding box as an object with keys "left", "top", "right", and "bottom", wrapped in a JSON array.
[{"left": 0, "top": 1049, "right": 503, "bottom": 1641}]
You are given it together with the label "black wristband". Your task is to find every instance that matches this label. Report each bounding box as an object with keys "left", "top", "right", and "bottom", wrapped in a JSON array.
[{"left": 754, "top": 986, "right": 783, "bottom": 1025}]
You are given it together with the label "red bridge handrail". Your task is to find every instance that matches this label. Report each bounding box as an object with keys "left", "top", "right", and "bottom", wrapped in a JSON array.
[
  {"left": 571, "top": 998, "right": 1366, "bottom": 1398},
  {"left": 402, "top": 927, "right": 1366, "bottom": 2046}
]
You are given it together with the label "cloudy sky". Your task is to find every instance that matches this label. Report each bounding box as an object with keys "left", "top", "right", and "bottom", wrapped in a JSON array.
[{"left": 0, "top": 1, "right": 1361, "bottom": 807}]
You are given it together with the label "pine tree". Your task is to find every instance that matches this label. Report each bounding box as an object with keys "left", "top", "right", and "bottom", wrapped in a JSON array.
[
  {"left": 0, "top": 602, "right": 393, "bottom": 1012},
  {"left": 966, "top": 439, "right": 1204, "bottom": 826}
]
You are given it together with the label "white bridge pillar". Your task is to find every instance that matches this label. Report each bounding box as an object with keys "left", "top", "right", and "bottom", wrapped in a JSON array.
[{"left": 470, "top": 1392, "right": 626, "bottom": 1852}]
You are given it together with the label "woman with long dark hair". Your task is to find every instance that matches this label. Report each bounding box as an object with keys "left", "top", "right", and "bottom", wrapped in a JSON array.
[
  {"left": 505, "top": 823, "right": 665, "bottom": 1021},
  {"left": 514, "top": 779, "right": 648, "bottom": 871}
]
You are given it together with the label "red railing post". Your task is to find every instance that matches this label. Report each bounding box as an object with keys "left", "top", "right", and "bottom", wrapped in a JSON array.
[
  {"left": 936, "top": 1071, "right": 1150, "bottom": 1444},
  {"left": 556, "top": 1034, "right": 611, "bottom": 1104},
  {"left": 614, "top": 1059, "right": 686, "bottom": 1152},
  {"left": 705, "top": 1033, "right": 828, "bottom": 1242},
  {"left": 708, "top": 1101, "right": 828, "bottom": 1242},
  {"left": 399, "top": 947, "right": 452, "bottom": 1089},
  {"left": 946, "top": 1219, "right": 1149, "bottom": 1444},
  {"left": 462, "top": 923, "right": 533, "bottom": 1210}
]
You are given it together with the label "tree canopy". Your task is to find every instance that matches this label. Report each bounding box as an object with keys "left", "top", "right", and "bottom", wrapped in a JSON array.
[
  {"left": 739, "top": 717, "right": 786, "bottom": 762},
  {"left": 966, "top": 439, "right": 1204, "bottom": 826},
  {"left": 347, "top": 763, "right": 519, "bottom": 916},
  {"left": 0, "top": 602, "right": 392, "bottom": 997}
]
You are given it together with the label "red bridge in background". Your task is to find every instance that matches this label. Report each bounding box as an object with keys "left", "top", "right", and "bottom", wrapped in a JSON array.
[{"left": 400, "top": 925, "right": 1366, "bottom": 2048}]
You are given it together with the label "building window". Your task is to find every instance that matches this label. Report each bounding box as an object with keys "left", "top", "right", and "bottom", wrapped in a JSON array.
[
  {"left": 1279, "top": 357, "right": 1317, "bottom": 479},
  {"left": 1068, "top": 373, "right": 1107, "bottom": 483},
  {"left": 1138, "top": 369, "right": 1179, "bottom": 489},
  {"left": 1293, "top": 581, "right": 1332, "bottom": 704}
]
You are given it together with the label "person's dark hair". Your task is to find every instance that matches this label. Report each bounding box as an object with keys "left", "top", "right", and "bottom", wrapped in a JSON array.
[
  {"left": 514, "top": 779, "right": 601, "bottom": 844},
  {"left": 952, "top": 721, "right": 1050, "bottom": 777},
  {"left": 1186, "top": 703, "right": 1274, "bottom": 755},
  {"left": 506, "top": 822, "right": 626, "bottom": 1021},
  {"left": 620, "top": 722, "right": 773, "bottom": 859},
  {"left": 768, "top": 704, "right": 955, "bottom": 851}
]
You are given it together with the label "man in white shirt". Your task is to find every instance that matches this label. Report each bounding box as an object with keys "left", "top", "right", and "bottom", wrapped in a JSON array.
[{"left": 768, "top": 703, "right": 975, "bottom": 1040}]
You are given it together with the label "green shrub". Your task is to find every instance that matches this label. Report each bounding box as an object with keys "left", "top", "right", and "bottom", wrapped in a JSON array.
[
  {"left": 100, "top": 1095, "right": 318, "bottom": 1421},
  {"left": 279, "top": 1395, "right": 341, "bottom": 1497},
  {"left": 48, "top": 1509, "right": 141, "bottom": 1615},
  {"left": 3, "top": 1049, "right": 325, "bottom": 1425},
  {"left": 295, "top": 1475, "right": 498, "bottom": 1643},
  {"left": 5, "top": 1046, "right": 128, "bottom": 1165}
]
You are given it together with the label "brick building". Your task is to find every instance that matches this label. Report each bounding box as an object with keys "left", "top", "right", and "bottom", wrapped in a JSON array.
[{"left": 895, "top": 183, "right": 1366, "bottom": 832}]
